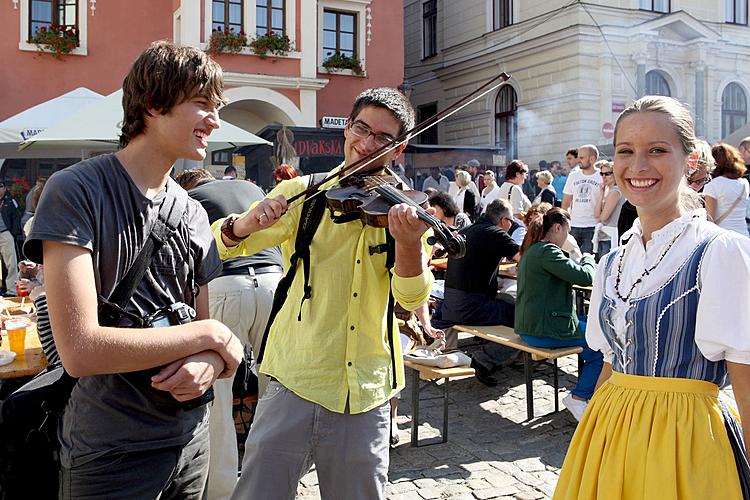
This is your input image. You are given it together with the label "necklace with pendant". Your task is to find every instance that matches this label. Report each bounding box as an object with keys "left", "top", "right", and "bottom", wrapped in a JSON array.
[{"left": 614, "top": 231, "right": 682, "bottom": 302}]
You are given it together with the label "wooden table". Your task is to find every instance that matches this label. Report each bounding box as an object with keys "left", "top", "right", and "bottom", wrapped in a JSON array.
[
  {"left": 0, "top": 323, "right": 46, "bottom": 380},
  {"left": 498, "top": 262, "right": 517, "bottom": 279},
  {"left": 430, "top": 258, "right": 448, "bottom": 270}
]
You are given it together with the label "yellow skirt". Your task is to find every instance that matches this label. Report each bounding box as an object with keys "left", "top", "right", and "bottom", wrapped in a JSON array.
[{"left": 554, "top": 372, "right": 743, "bottom": 500}]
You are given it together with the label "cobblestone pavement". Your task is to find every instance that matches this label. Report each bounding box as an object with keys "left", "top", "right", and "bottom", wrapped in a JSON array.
[{"left": 295, "top": 339, "right": 738, "bottom": 500}]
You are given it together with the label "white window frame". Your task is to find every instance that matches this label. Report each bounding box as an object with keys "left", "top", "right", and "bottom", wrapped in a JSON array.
[
  {"left": 318, "top": 0, "right": 369, "bottom": 76},
  {"left": 19, "top": 0, "right": 88, "bottom": 56},
  {"left": 202, "top": 0, "right": 299, "bottom": 57}
]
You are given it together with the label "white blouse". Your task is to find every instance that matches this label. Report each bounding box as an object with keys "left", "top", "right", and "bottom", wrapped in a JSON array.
[
  {"left": 586, "top": 209, "right": 750, "bottom": 365},
  {"left": 480, "top": 185, "right": 502, "bottom": 214},
  {"left": 703, "top": 176, "right": 750, "bottom": 236},
  {"left": 498, "top": 182, "right": 531, "bottom": 214}
]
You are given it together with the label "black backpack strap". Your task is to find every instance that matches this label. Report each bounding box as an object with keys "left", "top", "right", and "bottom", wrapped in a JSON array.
[
  {"left": 384, "top": 229, "right": 397, "bottom": 389},
  {"left": 257, "top": 173, "right": 329, "bottom": 364},
  {"left": 99, "top": 181, "right": 189, "bottom": 325}
]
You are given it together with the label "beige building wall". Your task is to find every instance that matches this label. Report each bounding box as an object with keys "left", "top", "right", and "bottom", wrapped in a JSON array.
[{"left": 404, "top": 0, "right": 750, "bottom": 168}]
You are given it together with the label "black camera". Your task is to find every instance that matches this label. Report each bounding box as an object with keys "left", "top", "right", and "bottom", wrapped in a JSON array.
[{"left": 144, "top": 302, "right": 196, "bottom": 328}]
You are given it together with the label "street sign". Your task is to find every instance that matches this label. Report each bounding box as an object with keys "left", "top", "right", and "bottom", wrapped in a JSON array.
[
  {"left": 601, "top": 122, "right": 615, "bottom": 140},
  {"left": 321, "top": 116, "right": 348, "bottom": 129},
  {"left": 612, "top": 101, "right": 626, "bottom": 113}
]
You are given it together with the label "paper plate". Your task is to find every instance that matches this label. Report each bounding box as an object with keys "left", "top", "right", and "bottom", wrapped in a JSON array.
[{"left": 0, "top": 351, "right": 17, "bottom": 366}]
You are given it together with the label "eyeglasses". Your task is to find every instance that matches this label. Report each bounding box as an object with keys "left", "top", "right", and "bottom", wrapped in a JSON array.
[
  {"left": 601, "top": 172, "right": 614, "bottom": 177},
  {"left": 348, "top": 121, "right": 397, "bottom": 148},
  {"left": 521, "top": 170, "right": 529, "bottom": 174}
]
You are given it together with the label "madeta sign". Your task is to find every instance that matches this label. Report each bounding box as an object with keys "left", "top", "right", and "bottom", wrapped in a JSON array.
[{"left": 321, "top": 116, "right": 348, "bottom": 129}]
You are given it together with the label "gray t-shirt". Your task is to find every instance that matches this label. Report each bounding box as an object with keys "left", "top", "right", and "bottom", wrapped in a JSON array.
[{"left": 26, "top": 153, "right": 222, "bottom": 467}]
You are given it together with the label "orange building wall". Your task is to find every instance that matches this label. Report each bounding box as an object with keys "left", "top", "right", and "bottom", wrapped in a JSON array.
[
  {"left": 1, "top": 0, "right": 404, "bottom": 126},
  {"left": 0, "top": 1, "right": 174, "bottom": 121},
  {"left": 316, "top": 1, "right": 404, "bottom": 122}
]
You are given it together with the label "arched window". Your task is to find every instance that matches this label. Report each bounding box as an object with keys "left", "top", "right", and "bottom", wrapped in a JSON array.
[
  {"left": 645, "top": 70, "right": 671, "bottom": 97},
  {"left": 722, "top": 82, "right": 747, "bottom": 138},
  {"left": 495, "top": 86, "right": 517, "bottom": 160}
]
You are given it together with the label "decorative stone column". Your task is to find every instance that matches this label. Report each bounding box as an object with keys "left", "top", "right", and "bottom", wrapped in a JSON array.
[
  {"left": 694, "top": 63, "right": 706, "bottom": 138},
  {"left": 636, "top": 63, "right": 646, "bottom": 98}
]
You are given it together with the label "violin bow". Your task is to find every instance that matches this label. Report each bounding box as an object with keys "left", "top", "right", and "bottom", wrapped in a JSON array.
[{"left": 283, "top": 71, "right": 512, "bottom": 211}]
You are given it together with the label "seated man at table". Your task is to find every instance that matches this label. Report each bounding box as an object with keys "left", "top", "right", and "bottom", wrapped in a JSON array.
[{"left": 431, "top": 199, "right": 519, "bottom": 384}]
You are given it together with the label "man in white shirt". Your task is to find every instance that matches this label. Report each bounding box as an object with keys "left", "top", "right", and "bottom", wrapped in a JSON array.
[
  {"left": 562, "top": 144, "right": 602, "bottom": 254},
  {"left": 422, "top": 166, "right": 450, "bottom": 193}
]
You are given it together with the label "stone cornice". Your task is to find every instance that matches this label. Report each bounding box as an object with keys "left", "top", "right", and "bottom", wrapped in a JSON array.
[{"left": 223, "top": 72, "right": 329, "bottom": 91}]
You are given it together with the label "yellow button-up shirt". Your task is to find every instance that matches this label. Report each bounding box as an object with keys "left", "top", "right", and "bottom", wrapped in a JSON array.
[{"left": 211, "top": 172, "right": 433, "bottom": 414}]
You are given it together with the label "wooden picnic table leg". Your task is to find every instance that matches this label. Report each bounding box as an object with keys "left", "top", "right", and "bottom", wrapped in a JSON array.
[
  {"left": 553, "top": 358, "right": 559, "bottom": 413},
  {"left": 523, "top": 352, "right": 534, "bottom": 420},
  {"left": 442, "top": 377, "right": 449, "bottom": 444},
  {"left": 410, "top": 367, "right": 419, "bottom": 447}
]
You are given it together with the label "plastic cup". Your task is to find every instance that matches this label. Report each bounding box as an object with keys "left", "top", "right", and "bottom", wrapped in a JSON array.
[{"left": 6, "top": 318, "right": 28, "bottom": 356}]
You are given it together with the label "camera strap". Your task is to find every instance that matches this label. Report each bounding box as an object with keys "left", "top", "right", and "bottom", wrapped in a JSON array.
[{"left": 99, "top": 179, "right": 189, "bottom": 324}]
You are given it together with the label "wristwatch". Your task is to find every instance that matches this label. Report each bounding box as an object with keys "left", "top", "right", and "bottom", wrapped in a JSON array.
[{"left": 220, "top": 215, "right": 245, "bottom": 243}]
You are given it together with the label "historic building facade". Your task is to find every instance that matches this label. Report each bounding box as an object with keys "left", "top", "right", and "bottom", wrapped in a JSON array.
[
  {"left": 404, "top": 0, "right": 750, "bottom": 167},
  {"left": 0, "top": 0, "right": 403, "bottom": 180}
]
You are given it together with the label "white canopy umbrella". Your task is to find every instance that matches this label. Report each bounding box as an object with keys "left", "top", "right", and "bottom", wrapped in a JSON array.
[
  {"left": 21, "top": 89, "right": 271, "bottom": 152},
  {"left": 0, "top": 87, "right": 104, "bottom": 159}
]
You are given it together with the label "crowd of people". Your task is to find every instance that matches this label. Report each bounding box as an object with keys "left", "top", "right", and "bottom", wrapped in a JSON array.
[{"left": 2, "top": 39, "right": 750, "bottom": 500}]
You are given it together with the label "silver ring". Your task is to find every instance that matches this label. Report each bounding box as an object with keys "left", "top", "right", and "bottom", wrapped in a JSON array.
[{"left": 257, "top": 213, "right": 268, "bottom": 223}]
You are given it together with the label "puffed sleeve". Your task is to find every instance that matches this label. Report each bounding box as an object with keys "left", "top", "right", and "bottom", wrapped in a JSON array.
[
  {"left": 585, "top": 254, "right": 615, "bottom": 363},
  {"left": 695, "top": 231, "right": 750, "bottom": 364}
]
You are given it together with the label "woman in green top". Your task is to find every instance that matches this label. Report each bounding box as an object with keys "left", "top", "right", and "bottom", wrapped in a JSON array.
[{"left": 515, "top": 208, "right": 602, "bottom": 421}]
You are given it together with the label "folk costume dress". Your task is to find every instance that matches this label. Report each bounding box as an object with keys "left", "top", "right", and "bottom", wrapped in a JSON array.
[{"left": 554, "top": 210, "right": 750, "bottom": 500}]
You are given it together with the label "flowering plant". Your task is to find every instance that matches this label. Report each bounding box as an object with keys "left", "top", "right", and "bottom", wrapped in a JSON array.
[
  {"left": 8, "top": 177, "right": 31, "bottom": 212},
  {"left": 29, "top": 24, "right": 79, "bottom": 61},
  {"left": 322, "top": 52, "right": 364, "bottom": 76},
  {"left": 206, "top": 27, "right": 248, "bottom": 56},
  {"left": 250, "top": 32, "right": 292, "bottom": 59}
]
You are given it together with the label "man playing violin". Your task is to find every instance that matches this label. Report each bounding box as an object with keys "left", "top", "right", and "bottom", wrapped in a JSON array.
[{"left": 215, "top": 88, "right": 434, "bottom": 500}]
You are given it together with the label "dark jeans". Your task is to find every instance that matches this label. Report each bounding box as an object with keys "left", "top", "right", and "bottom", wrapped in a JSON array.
[
  {"left": 60, "top": 423, "right": 210, "bottom": 500},
  {"left": 570, "top": 226, "right": 595, "bottom": 255},
  {"left": 431, "top": 288, "right": 514, "bottom": 330},
  {"left": 596, "top": 239, "right": 612, "bottom": 262}
]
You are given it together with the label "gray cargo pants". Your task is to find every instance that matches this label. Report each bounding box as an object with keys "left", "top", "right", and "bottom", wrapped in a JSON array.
[{"left": 230, "top": 381, "right": 390, "bottom": 500}]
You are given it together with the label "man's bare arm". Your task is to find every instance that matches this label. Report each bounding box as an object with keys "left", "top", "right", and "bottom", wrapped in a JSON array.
[
  {"left": 44, "top": 240, "right": 242, "bottom": 377},
  {"left": 561, "top": 194, "right": 573, "bottom": 212}
]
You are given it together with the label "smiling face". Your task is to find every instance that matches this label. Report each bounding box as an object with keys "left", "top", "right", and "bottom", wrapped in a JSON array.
[
  {"left": 148, "top": 94, "right": 221, "bottom": 161},
  {"left": 343, "top": 105, "right": 404, "bottom": 173},
  {"left": 614, "top": 112, "right": 688, "bottom": 221}
]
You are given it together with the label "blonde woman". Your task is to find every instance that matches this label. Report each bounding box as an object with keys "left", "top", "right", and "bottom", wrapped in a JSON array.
[
  {"left": 555, "top": 96, "right": 750, "bottom": 499},
  {"left": 533, "top": 170, "right": 557, "bottom": 206},
  {"left": 686, "top": 139, "right": 714, "bottom": 193},
  {"left": 480, "top": 170, "right": 501, "bottom": 214},
  {"left": 453, "top": 170, "right": 477, "bottom": 218}
]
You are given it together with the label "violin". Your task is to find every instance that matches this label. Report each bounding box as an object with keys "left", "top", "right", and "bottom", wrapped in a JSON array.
[
  {"left": 276, "top": 72, "right": 511, "bottom": 257},
  {"left": 326, "top": 175, "right": 467, "bottom": 258}
]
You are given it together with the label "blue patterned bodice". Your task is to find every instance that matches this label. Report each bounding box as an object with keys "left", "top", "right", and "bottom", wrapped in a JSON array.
[{"left": 599, "top": 231, "right": 727, "bottom": 386}]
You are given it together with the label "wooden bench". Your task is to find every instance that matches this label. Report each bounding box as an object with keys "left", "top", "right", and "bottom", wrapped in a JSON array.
[
  {"left": 233, "top": 394, "right": 259, "bottom": 441},
  {"left": 403, "top": 359, "right": 474, "bottom": 447},
  {"left": 454, "top": 324, "right": 583, "bottom": 420}
]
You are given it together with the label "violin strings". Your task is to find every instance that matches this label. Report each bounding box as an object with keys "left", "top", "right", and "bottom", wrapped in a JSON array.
[{"left": 367, "top": 178, "right": 443, "bottom": 228}]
